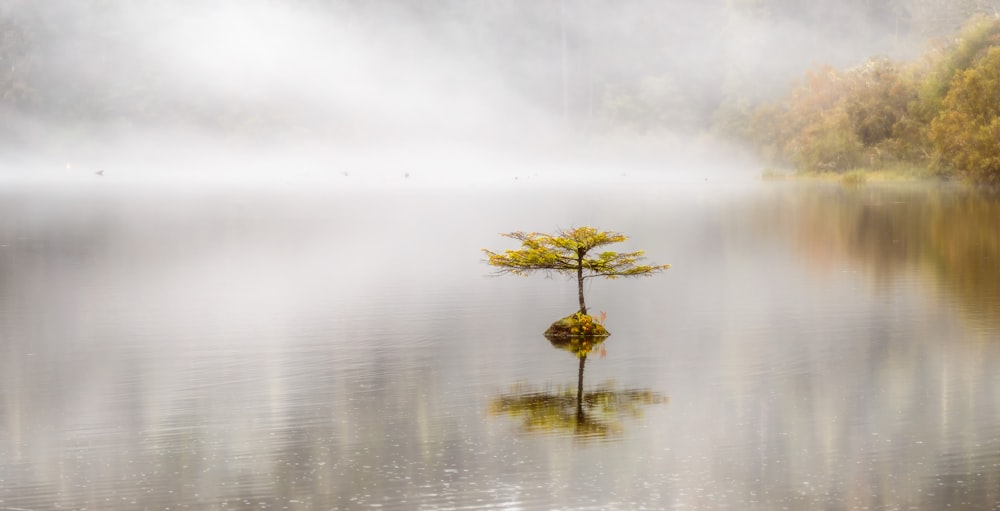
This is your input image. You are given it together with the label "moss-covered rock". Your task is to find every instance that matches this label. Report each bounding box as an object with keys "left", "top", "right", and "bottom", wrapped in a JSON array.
[{"left": 544, "top": 312, "right": 610, "bottom": 338}]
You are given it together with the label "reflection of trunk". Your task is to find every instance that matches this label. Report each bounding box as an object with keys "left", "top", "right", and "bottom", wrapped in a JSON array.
[{"left": 576, "top": 354, "right": 587, "bottom": 416}]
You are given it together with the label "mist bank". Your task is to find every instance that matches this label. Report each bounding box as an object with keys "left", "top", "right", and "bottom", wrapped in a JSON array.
[{"left": 1, "top": 0, "right": 996, "bottom": 182}]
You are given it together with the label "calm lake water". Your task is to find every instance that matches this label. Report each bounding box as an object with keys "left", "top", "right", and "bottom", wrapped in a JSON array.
[{"left": 1, "top": 180, "right": 999, "bottom": 510}]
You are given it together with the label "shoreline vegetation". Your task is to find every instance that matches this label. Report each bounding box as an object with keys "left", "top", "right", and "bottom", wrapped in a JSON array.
[
  {"left": 735, "top": 15, "right": 1000, "bottom": 185},
  {"left": 761, "top": 166, "right": 1000, "bottom": 188},
  {"left": 761, "top": 166, "right": 941, "bottom": 185}
]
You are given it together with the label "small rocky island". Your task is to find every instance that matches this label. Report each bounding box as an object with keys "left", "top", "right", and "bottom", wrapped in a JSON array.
[
  {"left": 544, "top": 312, "right": 609, "bottom": 338},
  {"left": 544, "top": 312, "right": 610, "bottom": 355}
]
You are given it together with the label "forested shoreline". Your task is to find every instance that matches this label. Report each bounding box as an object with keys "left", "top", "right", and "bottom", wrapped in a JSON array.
[{"left": 728, "top": 15, "right": 1000, "bottom": 183}]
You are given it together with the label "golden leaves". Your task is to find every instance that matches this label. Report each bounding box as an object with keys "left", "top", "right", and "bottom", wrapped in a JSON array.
[
  {"left": 929, "top": 46, "right": 1000, "bottom": 181},
  {"left": 483, "top": 226, "right": 669, "bottom": 281}
]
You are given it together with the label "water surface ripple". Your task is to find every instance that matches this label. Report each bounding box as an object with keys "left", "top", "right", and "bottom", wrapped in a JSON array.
[{"left": 1, "top": 182, "right": 998, "bottom": 509}]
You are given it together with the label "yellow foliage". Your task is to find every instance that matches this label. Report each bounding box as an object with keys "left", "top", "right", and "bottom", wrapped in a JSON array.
[
  {"left": 483, "top": 226, "right": 670, "bottom": 313},
  {"left": 930, "top": 46, "right": 1000, "bottom": 182}
]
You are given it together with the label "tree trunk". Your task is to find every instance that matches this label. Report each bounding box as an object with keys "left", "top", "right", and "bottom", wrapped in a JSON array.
[{"left": 577, "top": 263, "right": 587, "bottom": 315}]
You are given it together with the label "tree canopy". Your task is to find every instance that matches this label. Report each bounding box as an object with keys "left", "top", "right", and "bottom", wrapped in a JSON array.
[
  {"left": 929, "top": 46, "right": 1000, "bottom": 183},
  {"left": 738, "top": 15, "right": 1000, "bottom": 182},
  {"left": 483, "top": 226, "right": 669, "bottom": 315}
]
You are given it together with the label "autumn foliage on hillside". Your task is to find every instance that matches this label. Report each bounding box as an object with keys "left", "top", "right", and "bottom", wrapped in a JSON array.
[{"left": 742, "top": 16, "right": 1000, "bottom": 183}]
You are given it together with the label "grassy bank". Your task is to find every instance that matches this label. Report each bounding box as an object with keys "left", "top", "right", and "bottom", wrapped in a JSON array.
[{"left": 762, "top": 166, "right": 944, "bottom": 185}]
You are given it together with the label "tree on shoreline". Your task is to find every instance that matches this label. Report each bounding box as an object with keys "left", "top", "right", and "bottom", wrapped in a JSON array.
[
  {"left": 930, "top": 46, "right": 1000, "bottom": 183},
  {"left": 483, "top": 226, "right": 670, "bottom": 315}
]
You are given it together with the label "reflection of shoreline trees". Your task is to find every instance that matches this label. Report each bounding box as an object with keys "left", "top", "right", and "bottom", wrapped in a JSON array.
[{"left": 751, "top": 184, "right": 1000, "bottom": 332}]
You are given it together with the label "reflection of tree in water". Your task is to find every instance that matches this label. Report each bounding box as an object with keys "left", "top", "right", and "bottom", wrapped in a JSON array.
[
  {"left": 548, "top": 332, "right": 605, "bottom": 412},
  {"left": 490, "top": 333, "right": 667, "bottom": 441},
  {"left": 490, "top": 383, "right": 667, "bottom": 441}
]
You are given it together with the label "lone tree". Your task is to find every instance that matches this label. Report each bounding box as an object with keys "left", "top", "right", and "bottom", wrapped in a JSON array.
[{"left": 483, "top": 226, "right": 670, "bottom": 315}]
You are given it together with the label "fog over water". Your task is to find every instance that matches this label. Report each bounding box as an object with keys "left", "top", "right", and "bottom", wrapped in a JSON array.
[
  {"left": 0, "top": 0, "right": 946, "bottom": 183},
  {"left": 5, "top": 3, "right": 1000, "bottom": 509}
]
